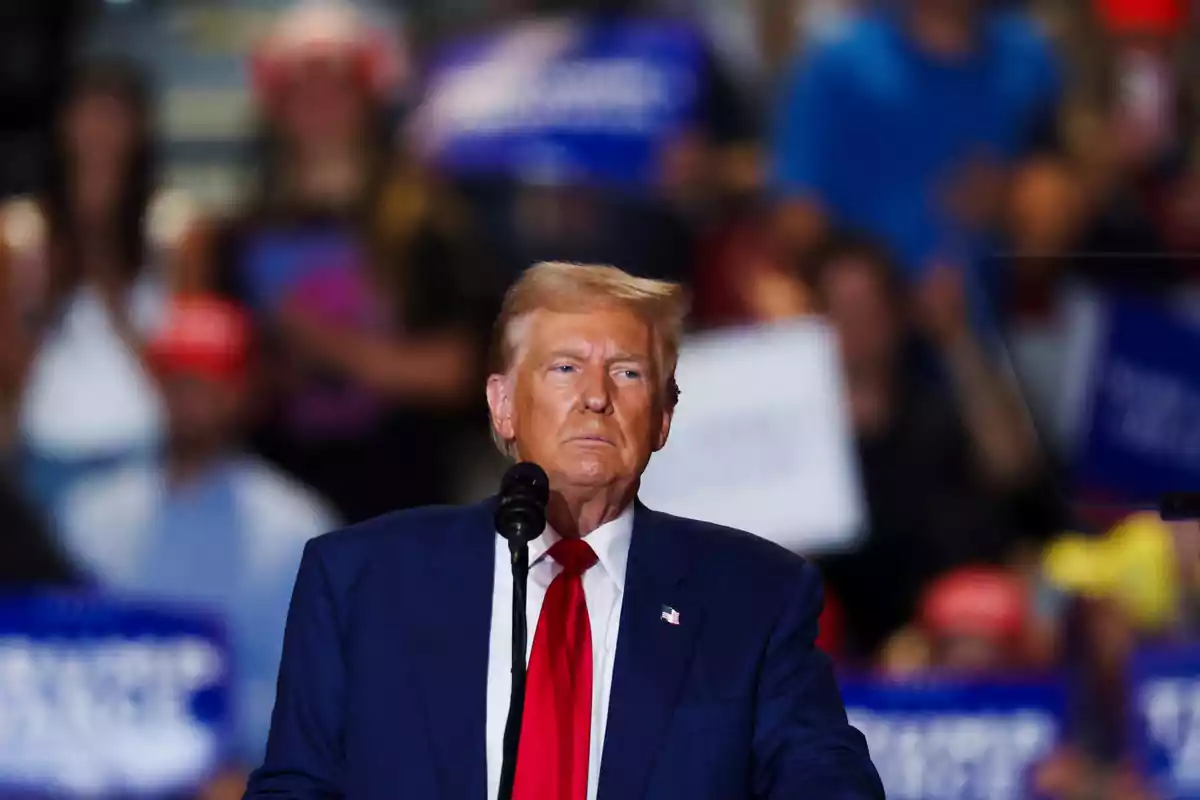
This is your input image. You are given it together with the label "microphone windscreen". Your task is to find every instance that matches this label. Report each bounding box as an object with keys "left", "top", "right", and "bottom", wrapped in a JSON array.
[{"left": 500, "top": 462, "right": 549, "bottom": 507}]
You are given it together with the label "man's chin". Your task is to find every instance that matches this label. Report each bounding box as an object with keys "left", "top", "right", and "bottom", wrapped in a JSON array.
[{"left": 553, "top": 459, "right": 623, "bottom": 489}]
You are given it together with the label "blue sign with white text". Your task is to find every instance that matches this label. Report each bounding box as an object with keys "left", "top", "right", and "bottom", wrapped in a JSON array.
[
  {"left": 1130, "top": 644, "right": 1200, "bottom": 799},
  {"left": 0, "top": 592, "right": 230, "bottom": 798},
  {"left": 1072, "top": 294, "right": 1200, "bottom": 506},
  {"left": 840, "top": 677, "right": 1067, "bottom": 800},
  {"left": 415, "top": 16, "right": 707, "bottom": 189}
]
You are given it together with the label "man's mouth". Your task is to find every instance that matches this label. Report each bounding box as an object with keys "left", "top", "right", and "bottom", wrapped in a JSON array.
[{"left": 570, "top": 434, "right": 613, "bottom": 445}]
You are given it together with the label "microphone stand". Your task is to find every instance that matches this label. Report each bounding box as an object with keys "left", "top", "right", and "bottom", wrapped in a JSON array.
[{"left": 498, "top": 538, "right": 529, "bottom": 800}]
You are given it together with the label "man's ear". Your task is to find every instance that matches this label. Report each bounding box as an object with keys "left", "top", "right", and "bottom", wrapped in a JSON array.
[
  {"left": 486, "top": 373, "right": 516, "bottom": 443},
  {"left": 653, "top": 403, "right": 673, "bottom": 453}
]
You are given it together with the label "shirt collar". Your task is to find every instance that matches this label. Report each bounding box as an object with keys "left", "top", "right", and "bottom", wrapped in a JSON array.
[{"left": 528, "top": 502, "right": 635, "bottom": 589}]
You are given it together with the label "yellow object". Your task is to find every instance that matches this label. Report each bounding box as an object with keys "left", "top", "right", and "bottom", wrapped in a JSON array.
[{"left": 1042, "top": 512, "right": 1179, "bottom": 631}]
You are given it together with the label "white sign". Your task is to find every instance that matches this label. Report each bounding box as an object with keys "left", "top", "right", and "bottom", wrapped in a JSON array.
[
  {"left": 848, "top": 709, "right": 1057, "bottom": 800},
  {"left": 640, "top": 320, "right": 864, "bottom": 554},
  {"left": 0, "top": 635, "right": 226, "bottom": 796}
]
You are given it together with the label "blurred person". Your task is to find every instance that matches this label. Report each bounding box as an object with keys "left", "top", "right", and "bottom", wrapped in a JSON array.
[
  {"left": 916, "top": 566, "right": 1032, "bottom": 674},
  {"left": 1033, "top": 511, "right": 1192, "bottom": 796},
  {"left": 691, "top": 206, "right": 815, "bottom": 328},
  {"left": 878, "top": 566, "right": 1033, "bottom": 677},
  {"left": 769, "top": 0, "right": 1063, "bottom": 335},
  {"left": 806, "top": 234, "right": 1060, "bottom": 659},
  {"left": 1013, "top": 0, "right": 1197, "bottom": 300},
  {"left": 248, "top": 261, "right": 884, "bottom": 800},
  {"left": 57, "top": 295, "right": 337, "bottom": 788},
  {"left": 216, "top": 1, "right": 491, "bottom": 523},
  {"left": 0, "top": 59, "right": 204, "bottom": 513}
]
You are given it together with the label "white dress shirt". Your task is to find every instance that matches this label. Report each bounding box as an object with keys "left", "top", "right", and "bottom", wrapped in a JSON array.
[{"left": 486, "top": 505, "right": 634, "bottom": 800}]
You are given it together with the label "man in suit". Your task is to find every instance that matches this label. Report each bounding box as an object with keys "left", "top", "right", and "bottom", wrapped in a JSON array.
[{"left": 247, "top": 261, "right": 883, "bottom": 799}]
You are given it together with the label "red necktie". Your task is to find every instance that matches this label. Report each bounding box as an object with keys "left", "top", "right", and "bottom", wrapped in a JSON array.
[{"left": 512, "top": 538, "right": 598, "bottom": 800}]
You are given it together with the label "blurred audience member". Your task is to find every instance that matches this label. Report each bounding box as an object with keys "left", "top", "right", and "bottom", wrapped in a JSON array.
[
  {"left": 917, "top": 566, "right": 1032, "bottom": 674},
  {"left": 1040, "top": 512, "right": 1188, "bottom": 788},
  {"left": 880, "top": 566, "right": 1033, "bottom": 677},
  {"left": 691, "top": 208, "right": 814, "bottom": 327},
  {"left": 0, "top": 468, "right": 78, "bottom": 587},
  {"left": 0, "top": 59, "right": 201, "bottom": 512},
  {"left": 807, "top": 234, "right": 1056, "bottom": 659},
  {"left": 216, "top": 2, "right": 488, "bottom": 523},
  {"left": 770, "top": 0, "right": 1062, "bottom": 333},
  {"left": 57, "top": 295, "right": 336, "bottom": 780},
  {"left": 1016, "top": 0, "right": 1195, "bottom": 300}
]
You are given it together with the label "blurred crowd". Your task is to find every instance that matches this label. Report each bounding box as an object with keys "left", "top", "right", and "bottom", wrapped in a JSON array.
[{"left": 0, "top": 0, "right": 1199, "bottom": 797}]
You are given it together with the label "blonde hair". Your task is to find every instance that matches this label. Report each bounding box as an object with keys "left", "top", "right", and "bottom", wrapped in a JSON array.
[{"left": 489, "top": 261, "right": 688, "bottom": 457}]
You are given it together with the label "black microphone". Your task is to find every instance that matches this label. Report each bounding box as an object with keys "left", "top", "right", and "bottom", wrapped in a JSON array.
[
  {"left": 494, "top": 462, "right": 549, "bottom": 800},
  {"left": 495, "top": 461, "right": 550, "bottom": 549}
]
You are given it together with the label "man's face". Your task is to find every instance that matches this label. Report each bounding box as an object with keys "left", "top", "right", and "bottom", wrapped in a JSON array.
[
  {"left": 933, "top": 634, "right": 1008, "bottom": 675},
  {"left": 162, "top": 372, "right": 241, "bottom": 453},
  {"left": 276, "top": 61, "right": 370, "bottom": 155},
  {"left": 488, "top": 307, "right": 672, "bottom": 491}
]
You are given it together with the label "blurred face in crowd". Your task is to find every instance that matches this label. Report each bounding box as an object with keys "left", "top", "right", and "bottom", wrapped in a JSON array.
[
  {"left": 162, "top": 372, "right": 243, "bottom": 457},
  {"left": 63, "top": 88, "right": 139, "bottom": 169},
  {"left": 490, "top": 306, "right": 671, "bottom": 493},
  {"left": 275, "top": 59, "right": 371, "bottom": 156},
  {"left": 817, "top": 255, "right": 900, "bottom": 377},
  {"left": 932, "top": 634, "right": 1009, "bottom": 675}
]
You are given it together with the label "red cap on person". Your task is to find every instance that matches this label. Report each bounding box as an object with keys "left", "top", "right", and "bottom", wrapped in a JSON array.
[
  {"left": 147, "top": 295, "right": 252, "bottom": 385},
  {"left": 250, "top": 1, "right": 405, "bottom": 105},
  {"left": 919, "top": 567, "right": 1029, "bottom": 646},
  {"left": 1097, "top": 0, "right": 1186, "bottom": 35}
]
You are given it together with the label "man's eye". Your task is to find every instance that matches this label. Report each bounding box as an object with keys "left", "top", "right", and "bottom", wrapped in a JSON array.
[
  {"left": 552, "top": 364, "right": 576, "bottom": 374},
  {"left": 619, "top": 369, "right": 642, "bottom": 380}
]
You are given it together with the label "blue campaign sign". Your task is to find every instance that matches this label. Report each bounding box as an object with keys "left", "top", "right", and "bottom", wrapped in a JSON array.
[
  {"left": 1129, "top": 644, "right": 1200, "bottom": 799},
  {"left": 1071, "top": 293, "right": 1200, "bottom": 506},
  {"left": 0, "top": 592, "right": 230, "bottom": 798},
  {"left": 840, "top": 676, "right": 1067, "bottom": 800},
  {"left": 413, "top": 16, "right": 707, "bottom": 189}
]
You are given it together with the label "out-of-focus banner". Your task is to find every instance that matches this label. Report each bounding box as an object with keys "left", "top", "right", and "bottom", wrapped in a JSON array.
[
  {"left": 1130, "top": 644, "right": 1200, "bottom": 800},
  {"left": 1070, "top": 293, "right": 1200, "bottom": 507},
  {"left": 639, "top": 320, "right": 864, "bottom": 554},
  {"left": 841, "top": 677, "right": 1066, "bottom": 800},
  {"left": 412, "top": 16, "right": 706, "bottom": 189},
  {"left": 0, "top": 593, "right": 230, "bottom": 798}
]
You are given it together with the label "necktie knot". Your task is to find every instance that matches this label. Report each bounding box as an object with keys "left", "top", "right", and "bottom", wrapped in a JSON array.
[{"left": 549, "top": 538, "right": 598, "bottom": 576}]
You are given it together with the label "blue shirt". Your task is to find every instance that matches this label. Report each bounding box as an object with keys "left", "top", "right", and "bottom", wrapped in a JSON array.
[{"left": 771, "top": 10, "right": 1061, "bottom": 328}]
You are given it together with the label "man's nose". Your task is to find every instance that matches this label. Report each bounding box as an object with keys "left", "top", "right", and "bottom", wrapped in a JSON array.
[{"left": 579, "top": 366, "right": 613, "bottom": 413}]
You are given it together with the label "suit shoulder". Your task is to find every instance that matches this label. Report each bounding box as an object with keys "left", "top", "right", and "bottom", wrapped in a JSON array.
[
  {"left": 651, "top": 509, "right": 813, "bottom": 582},
  {"left": 307, "top": 502, "right": 481, "bottom": 570}
]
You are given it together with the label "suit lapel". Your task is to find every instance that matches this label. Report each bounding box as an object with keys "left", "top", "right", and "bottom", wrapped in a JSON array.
[
  {"left": 408, "top": 499, "right": 496, "bottom": 800},
  {"left": 598, "top": 504, "right": 703, "bottom": 800}
]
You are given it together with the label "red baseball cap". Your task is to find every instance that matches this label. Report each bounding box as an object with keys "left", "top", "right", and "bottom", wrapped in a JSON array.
[
  {"left": 250, "top": 2, "right": 405, "bottom": 105},
  {"left": 147, "top": 295, "right": 251, "bottom": 385},
  {"left": 919, "top": 567, "right": 1029, "bottom": 646},
  {"left": 1097, "top": 0, "right": 1186, "bottom": 35}
]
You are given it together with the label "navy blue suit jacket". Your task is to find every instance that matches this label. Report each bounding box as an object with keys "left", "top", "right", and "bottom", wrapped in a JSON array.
[{"left": 246, "top": 499, "right": 883, "bottom": 799}]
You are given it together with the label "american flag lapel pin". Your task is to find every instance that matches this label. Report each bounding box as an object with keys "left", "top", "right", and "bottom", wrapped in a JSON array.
[{"left": 660, "top": 605, "right": 680, "bottom": 626}]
